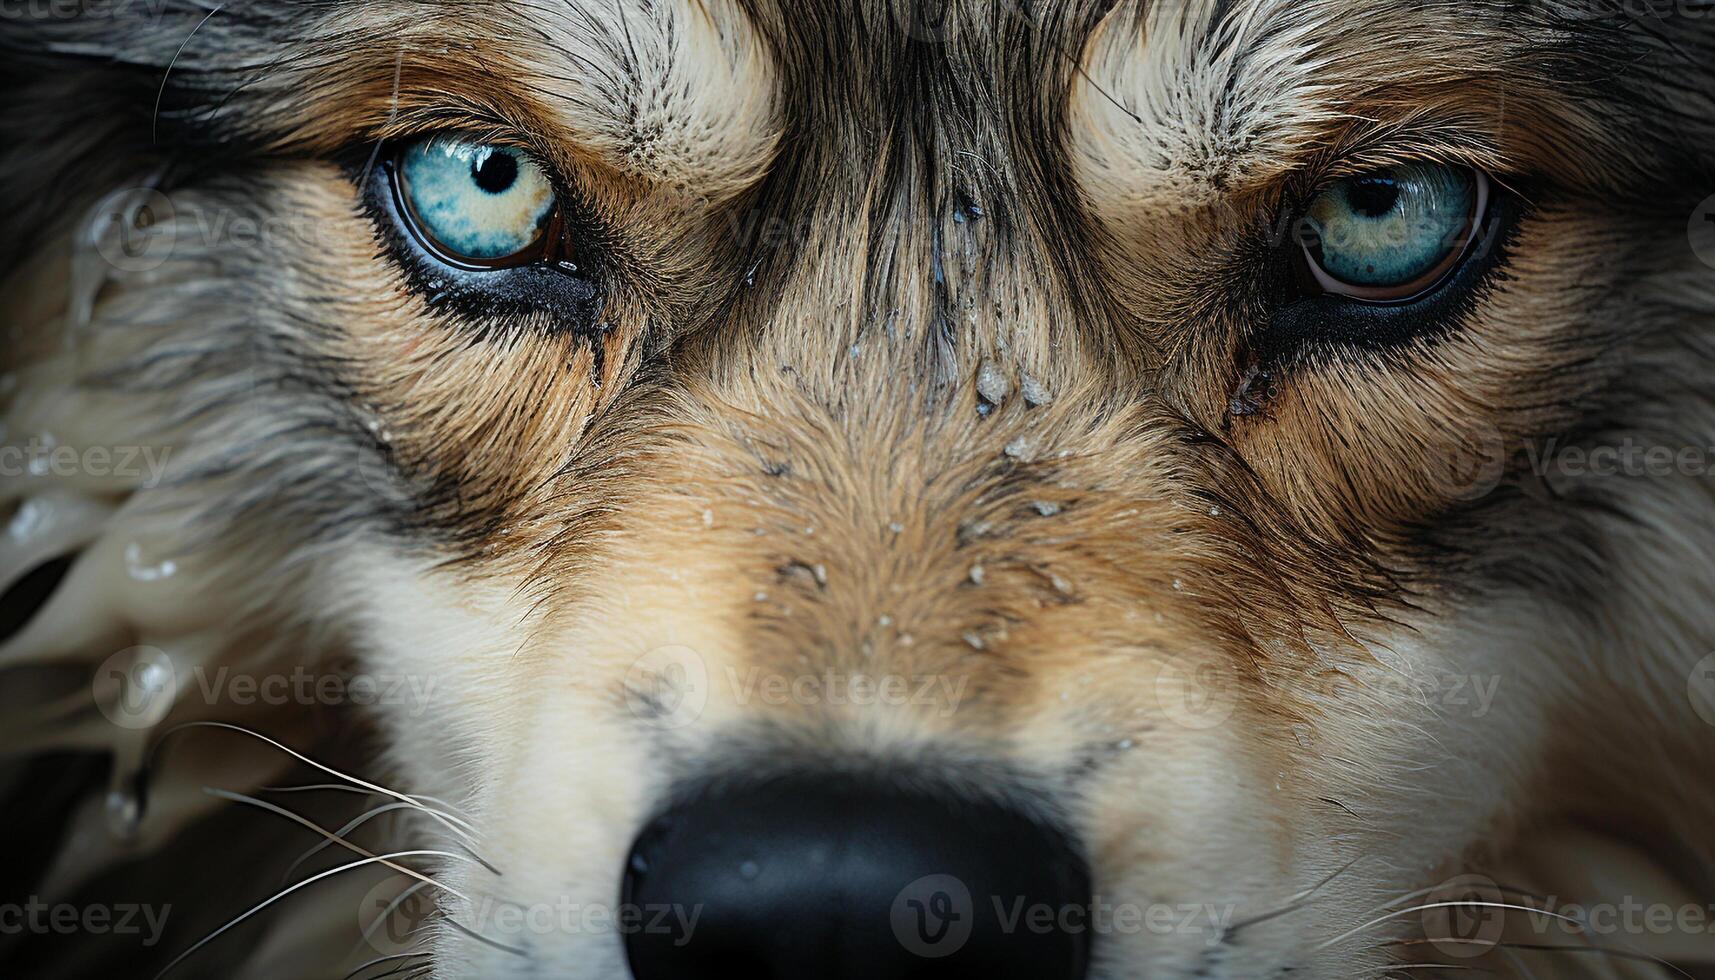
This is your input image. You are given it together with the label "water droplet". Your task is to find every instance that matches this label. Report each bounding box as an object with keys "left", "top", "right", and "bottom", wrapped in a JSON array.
[
  {"left": 7, "top": 497, "right": 47, "bottom": 541},
  {"left": 701, "top": 508, "right": 714, "bottom": 528},
  {"left": 962, "top": 631, "right": 985, "bottom": 650},
  {"left": 1171, "top": 578, "right": 1184, "bottom": 591},
  {"left": 976, "top": 359, "right": 1009, "bottom": 405},
  {"left": 1208, "top": 505, "right": 1222, "bottom": 517},
  {"left": 888, "top": 522, "right": 904, "bottom": 534},
  {"left": 1021, "top": 374, "right": 1052, "bottom": 407},
  {"left": 1004, "top": 435, "right": 1035, "bottom": 460},
  {"left": 1031, "top": 500, "right": 1061, "bottom": 517},
  {"left": 812, "top": 563, "right": 828, "bottom": 586},
  {"left": 124, "top": 541, "right": 178, "bottom": 581},
  {"left": 1115, "top": 738, "right": 1134, "bottom": 751},
  {"left": 968, "top": 564, "right": 985, "bottom": 585},
  {"left": 105, "top": 787, "right": 143, "bottom": 840},
  {"left": 877, "top": 614, "right": 892, "bottom": 627}
]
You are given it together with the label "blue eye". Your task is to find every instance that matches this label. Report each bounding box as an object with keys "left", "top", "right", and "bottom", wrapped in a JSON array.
[
  {"left": 1299, "top": 165, "right": 1488, "bottom": 301},
  {"left": 395, "top": 137, "right": 558, "bottom": 267}
]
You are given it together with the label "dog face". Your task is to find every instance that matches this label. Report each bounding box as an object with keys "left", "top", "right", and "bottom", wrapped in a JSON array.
[{"left": 4, "top": 2, "right": 1714, "bottom": 978}]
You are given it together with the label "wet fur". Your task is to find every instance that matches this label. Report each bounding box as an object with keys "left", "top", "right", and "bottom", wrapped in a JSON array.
[{"left": 4, "top": 1, "right": 1715, "bottom": 977}]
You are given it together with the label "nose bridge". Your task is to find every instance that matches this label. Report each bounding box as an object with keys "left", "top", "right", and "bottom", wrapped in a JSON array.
[{"left": 711, "top": 23, "right": 1091, "bottom": 395}]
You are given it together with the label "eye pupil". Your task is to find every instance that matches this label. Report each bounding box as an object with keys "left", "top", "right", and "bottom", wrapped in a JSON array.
[
  {"left": 1347, "top": 174, "right": 1400, "bottom": 218},
  {"left": 471, "top": 150, "right": 519, "bottom": 195}
]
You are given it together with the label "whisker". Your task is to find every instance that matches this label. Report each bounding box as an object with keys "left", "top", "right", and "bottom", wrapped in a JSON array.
[
  {"left": 152, "top": 4, "right": 225, "bottom": 144},
  {"left": 262, "top": 783, "right": 475, "bottom": 821},
  {"left": 1227, "top": 854, "right": 1365, "bottom": 937},
  {"left": 341, "top": 951, "right": 428, "bottom": 980},
  {"left": 204, "top": 789, "right": 478, "bottom": 900},
  {"left": 284, "top": 801, "right": 491, "bottom": 884},
  {"left": 439, "top": 905, "right": 529, "bottom": 958},
  {"left": 152, "top": 723, "right": 490, "bottom": 857},
  {"left": 1390, "top": 936, "right": 1700, "bottom": 979},
  {"left": 359, "top": 954, "right": 433, "bottom": 980},
  {"left": 1315, "top": 900, "right": 1588, "bottom": 951},
  {"left": 153, "top": 851, "right": 470, "bottom": 979},
  {"left": 1356, "top": 965, "right": 1494, "bottom": 975},
  {"left": 351, "top": 879, "right": 432, "bottom": 959}
]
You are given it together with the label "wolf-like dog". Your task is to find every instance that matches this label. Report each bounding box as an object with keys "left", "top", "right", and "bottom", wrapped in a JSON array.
[{"left": 4, "top": 1, "right": 1715, "bottom": 978}]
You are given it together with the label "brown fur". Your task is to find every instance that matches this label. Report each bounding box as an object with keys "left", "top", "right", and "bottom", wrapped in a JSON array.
[{"left": 4, "top": 1, "right": 1715, "bottom": 978}]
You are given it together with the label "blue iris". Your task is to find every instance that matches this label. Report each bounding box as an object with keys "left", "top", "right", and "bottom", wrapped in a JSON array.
[
  {"left": 1303, "top": 165, "right": 1476, "bottom": 290},
  {"left": 398, "top": 137, "right": 555, "bottom": 262}
]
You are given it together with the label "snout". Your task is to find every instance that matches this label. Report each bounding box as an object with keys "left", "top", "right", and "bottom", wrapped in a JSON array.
[{"left": 621, "top": 773, "right": 1093, "bottom": 979}]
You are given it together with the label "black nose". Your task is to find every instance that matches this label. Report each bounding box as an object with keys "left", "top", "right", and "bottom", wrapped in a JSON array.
[{"left": 621, "top": 774, "right": 1092, "bottom": 980}]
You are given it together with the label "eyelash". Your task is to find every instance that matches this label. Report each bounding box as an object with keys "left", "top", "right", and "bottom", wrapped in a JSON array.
[{"left": 353, "top": 138, "right": 608, "bottom": 336}]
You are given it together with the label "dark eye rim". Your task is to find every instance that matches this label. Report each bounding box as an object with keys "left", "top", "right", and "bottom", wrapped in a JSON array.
[
  {"left": 1297, "top": 167, "right": 1491, "bottom": 305},
  {"left": 1256, "top": 178, "right": 1521, "bottom": 366},
  {"left": 388, "top": 145, "right": 571, "bottom": 273},
  {"left": 353, "top": 136, "right": 606, "bottom": 334}
]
